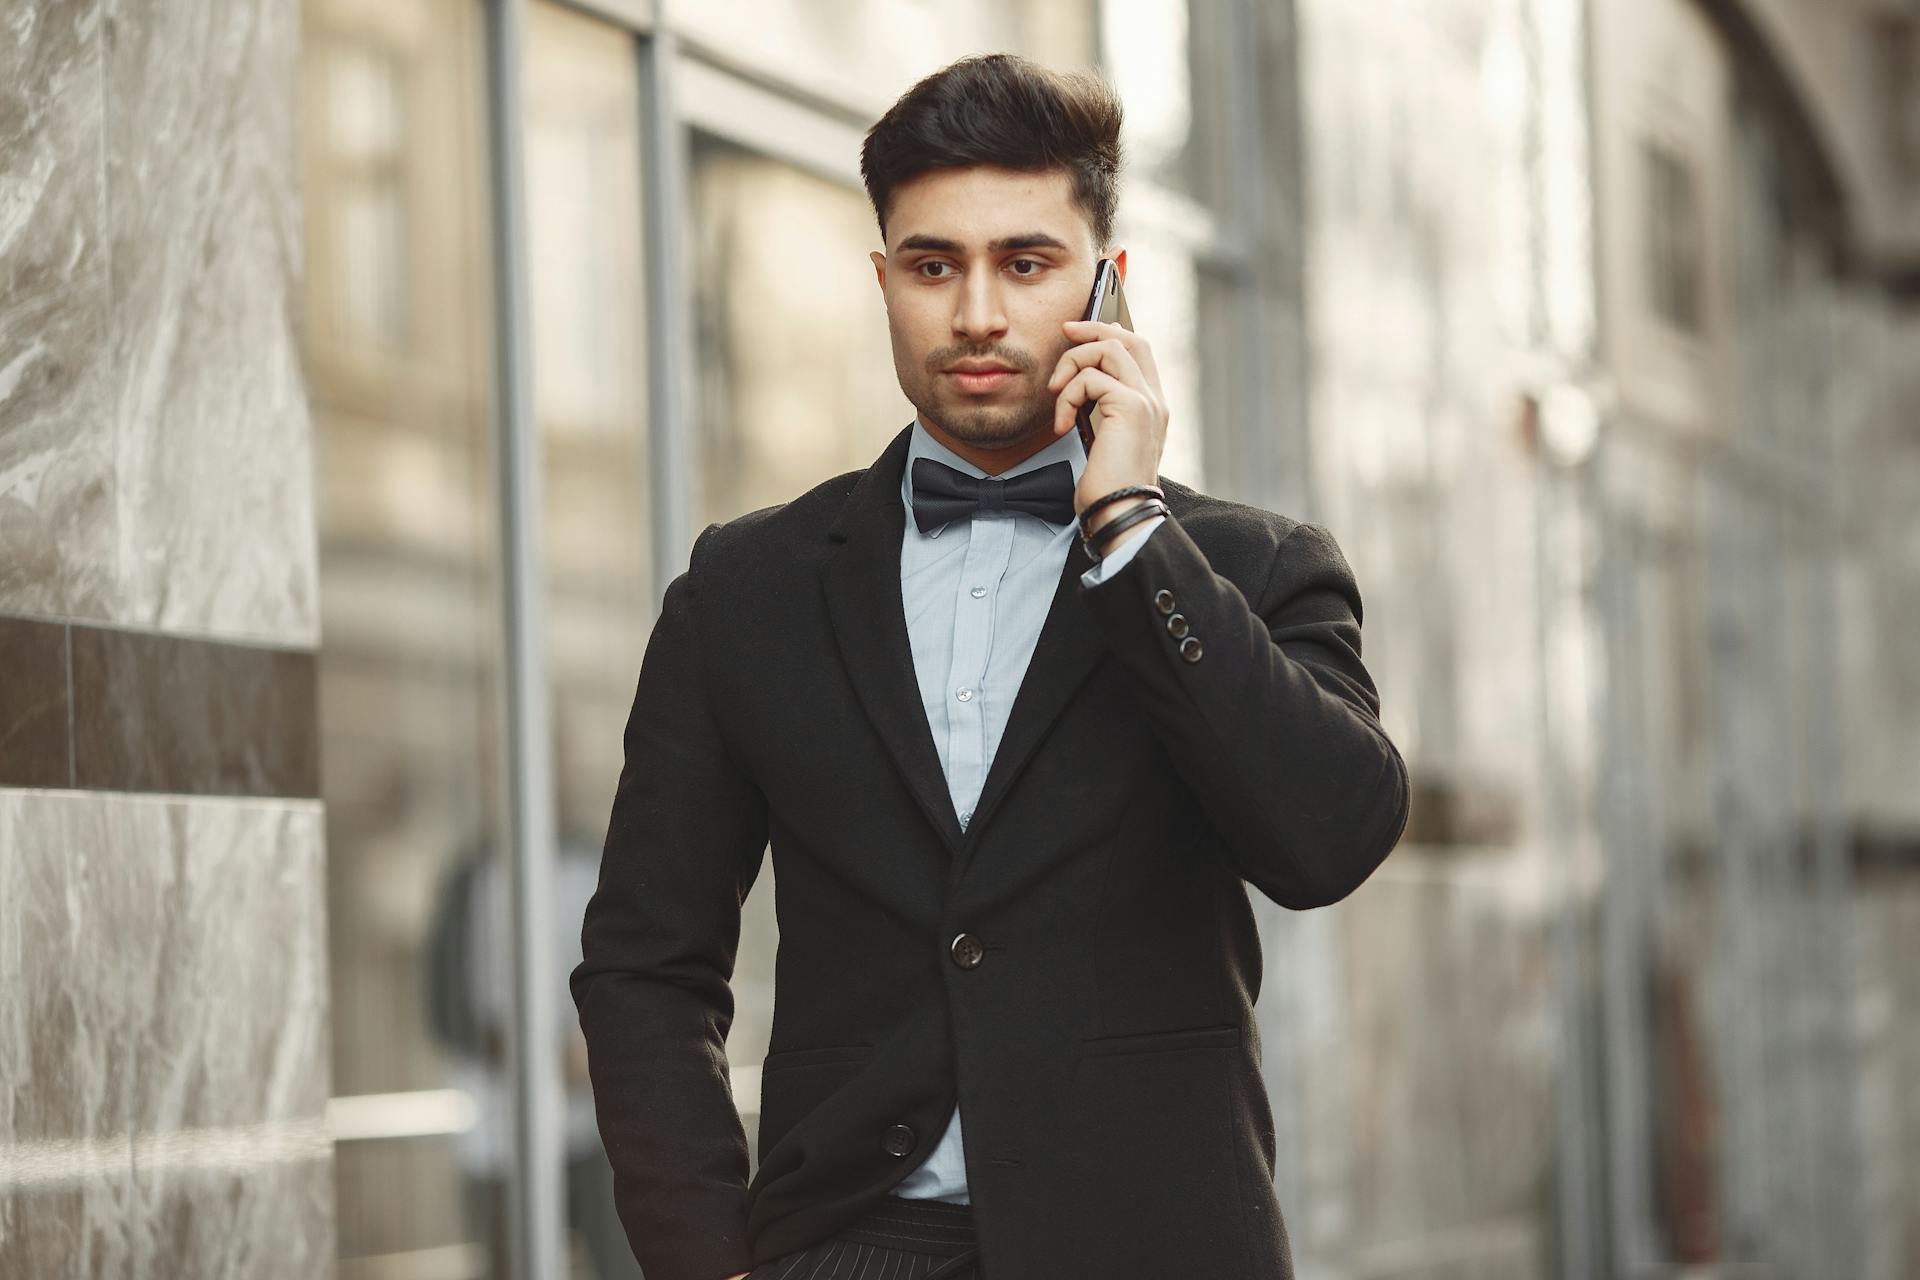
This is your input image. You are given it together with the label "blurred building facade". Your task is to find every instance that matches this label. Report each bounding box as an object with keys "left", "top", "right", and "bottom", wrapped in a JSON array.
[
  {"left": 1292, "top": 3, "right": 1920, "bottom": 1279},
  {"left": 2, "top": 1, "right": 1916, "bottom": 1279}
]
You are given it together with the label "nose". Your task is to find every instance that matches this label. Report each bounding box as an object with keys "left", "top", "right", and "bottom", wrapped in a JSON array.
[{"left": 951, "top": 269, "right": 1008, "bottom": 342}]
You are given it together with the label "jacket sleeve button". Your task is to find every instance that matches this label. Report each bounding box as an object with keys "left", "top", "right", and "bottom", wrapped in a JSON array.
[
  {"left": 883, "top": 1124, "right": 916, "bottom": 1156},
  {"left": 1179, "top": 635, "right": 1204, "bottom": 663},
  {"left": 1152, "top": 589, "right": 1177, "bottom": 615},
  {"left": 1165, "top": 612, "right": 1189, "bottom": 639}
]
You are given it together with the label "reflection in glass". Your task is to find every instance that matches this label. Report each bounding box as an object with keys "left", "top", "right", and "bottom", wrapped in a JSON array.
[
  {"left": 525, "top": 4, "right": 651, "bottom": 1275},
  {"left": 688, "top": 132, "right": 910, "bottom": 528},
  {"left": 302, "top": 0, "right": 513, "bottom": 1276},
  {"left": 665, "top": 0, "right": 1095, "bottom": 115}
]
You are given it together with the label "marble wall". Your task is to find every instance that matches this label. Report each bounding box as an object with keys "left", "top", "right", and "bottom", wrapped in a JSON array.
[
  {"left": 0, "top": 0, "right": 332, "bottom": 1275},
  {"left": 0, "top": 795, "right": 333, "bottom": 1275},
  {"left": 0, "top": 0, "right": 316, "bottom": 641}
]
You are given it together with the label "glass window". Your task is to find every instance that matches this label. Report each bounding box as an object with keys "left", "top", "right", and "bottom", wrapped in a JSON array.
[
  {"left": 301, "top": 1, "right": 515, "bottom": 1277},
  {"left": 667, "top": 0, "right": 1095, "bottom": 111},
  {"left": 1643, "top": 139, "right": 1707, "bottom": 336},
  {"left": 525, "top": 4, "right": 651, "bottom": 1274},
  {"left": 688, "top": 132, "right": 910, "bottom": 529}
]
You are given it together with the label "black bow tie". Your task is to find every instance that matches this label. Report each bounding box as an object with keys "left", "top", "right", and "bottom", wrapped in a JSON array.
[{"left": 909, "top": 457, "right": 1078, "bottom": 534}]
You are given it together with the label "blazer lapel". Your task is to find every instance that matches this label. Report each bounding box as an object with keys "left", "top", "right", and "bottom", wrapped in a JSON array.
[
  {"left": 949, "top": 520, "right": 1105, "bottom": 886},
  {"left": 821, "top": 425, "right": 966, "bottom": 856},
  {"left": 819, "top": 423, "right": 1111, "bottom": 879}
]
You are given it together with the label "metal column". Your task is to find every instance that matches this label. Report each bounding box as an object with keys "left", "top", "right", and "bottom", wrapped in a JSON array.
[{"left": 483, "top": 2, "right": 567, "bottom": 1276}]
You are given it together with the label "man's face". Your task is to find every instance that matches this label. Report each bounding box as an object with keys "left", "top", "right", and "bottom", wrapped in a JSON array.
[{"left": 870, "top": 166, "right": 1116, "bottom": 458}]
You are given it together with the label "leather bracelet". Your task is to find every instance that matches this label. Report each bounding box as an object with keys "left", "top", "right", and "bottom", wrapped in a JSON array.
[
  {"left": 1084, "top": 498, "right": 1170, "bottom": 560},
  {"left": 1087, "top": 500, "right": 1169, "bottom": 560},
  {"left": 1076, "top": 484, "right": 1165, "bottom": 544}
]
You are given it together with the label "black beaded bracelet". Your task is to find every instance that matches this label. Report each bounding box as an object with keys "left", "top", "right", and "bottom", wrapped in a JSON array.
[
  {"left": 1084, "top": 498, "right": 1170, "bottom": 560},
  {"left": 1076, "top": 484, "right": 1165, "bottom": 545}
]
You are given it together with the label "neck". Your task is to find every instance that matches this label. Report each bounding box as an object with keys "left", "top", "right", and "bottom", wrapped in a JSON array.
[{"left": 918, "top": 415, "right": 1059, "bottom": 476}]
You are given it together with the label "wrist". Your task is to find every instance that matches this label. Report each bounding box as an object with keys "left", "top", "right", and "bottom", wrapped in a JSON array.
[
  {"left": 1085, "top": 500, "right": 1168, "bottom": 561},
  {"left": 1081, "top": 494, "right": 1153, "bottom": 539}
]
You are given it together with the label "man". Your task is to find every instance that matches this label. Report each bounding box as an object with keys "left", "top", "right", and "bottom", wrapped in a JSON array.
[{"left": 571, "top": 52, "right": 1410, "bottom": 1280}]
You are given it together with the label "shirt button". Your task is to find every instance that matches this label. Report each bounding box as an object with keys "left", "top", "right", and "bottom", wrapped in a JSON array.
[
  {"left": 970, "top": 586, "right": 987, "bottom": 598},
  {"left": 960, "top": 809, "right": 973, "bottom": 825},
  {"left": 950, "top": 932, "right": 985, "bottom": 969},
  {"left": 956, "top": 687, "right": 974, "bottom": 702}
]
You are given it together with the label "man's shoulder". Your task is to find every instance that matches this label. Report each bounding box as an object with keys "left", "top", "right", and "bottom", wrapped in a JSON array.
[
  {"left": 1159, "top": 476, "right": 1306, "bottom": 561},
  {"left": 689, "top": 465, "right": 866, "bottom": 571},
  {"left": 1162, "top": 481, "right": 1366, "bottom": 612}
]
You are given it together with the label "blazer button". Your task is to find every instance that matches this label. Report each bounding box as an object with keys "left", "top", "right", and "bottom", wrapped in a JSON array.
[
  {"left": 1153, "top": 588, "right": 1177, "bottom": 615},
  {"left": 883, "top": 1124, "right": 916, "bottom": 1157},
  {"left": 1165, "top": 612, "right": 1189, "bottom": 639},
  {"left": 1179, "top": 635, "right": 1204, "bottom": 663},
  {"left": 950, "top": 932, "right": 985, "bottom": 969}
]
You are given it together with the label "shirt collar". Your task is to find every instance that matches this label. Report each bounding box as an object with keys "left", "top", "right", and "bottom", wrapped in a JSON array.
[{"left": 901, "top": 414, "right": 1087, "bottom": 535}]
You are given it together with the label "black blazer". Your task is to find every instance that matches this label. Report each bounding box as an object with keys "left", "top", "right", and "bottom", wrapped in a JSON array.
[{"left": 571, "top": 422, "right": 1410, "bottom": 1280}]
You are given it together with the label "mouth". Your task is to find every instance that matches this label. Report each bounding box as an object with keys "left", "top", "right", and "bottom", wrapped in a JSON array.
[{"left": 945, "top": 366, "right": 1018, "bottom": 394}]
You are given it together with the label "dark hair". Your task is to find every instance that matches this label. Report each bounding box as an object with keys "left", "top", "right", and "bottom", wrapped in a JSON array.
[{"left": 860, "top": 52, "right": 1125, "bottom": 252}]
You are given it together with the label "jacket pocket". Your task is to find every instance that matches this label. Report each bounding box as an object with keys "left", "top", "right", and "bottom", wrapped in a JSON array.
[
  {"left": 760, "top": 1043, "right": 875, "bottom": 1074},
  {"left": 1080, "top": 1021, "right": 1241, "bottom": 1058},
  {"left": 1064, "top": 1031, "right": 1250, "bottom": 1272},
  {"left": 755, "top": 1044, "right": 875, "bottom": 1166}
]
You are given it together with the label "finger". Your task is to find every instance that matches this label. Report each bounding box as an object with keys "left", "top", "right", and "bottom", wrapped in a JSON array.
[
  {"left": 1052, "top": 339, "right": 1136, "bottom": 404},
  {"left": 1047, "top": 336, "right": 1112, "bottom": 390},
  {"left": 1062, "top": 319, "right": 1160, "bottom": 391},
  {"left": 1047, "top": 337, "right": 1145, "bottom": 397},
  {"left": 1052, "top": 365, "right": 1131, "bottom": 436}
]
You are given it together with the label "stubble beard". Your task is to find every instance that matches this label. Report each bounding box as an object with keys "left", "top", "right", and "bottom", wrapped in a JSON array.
[{"left": 907, "top": 375, "right": 1057, "bottom": 453}]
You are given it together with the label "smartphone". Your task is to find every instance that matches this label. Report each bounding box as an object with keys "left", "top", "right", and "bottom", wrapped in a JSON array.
[{"left": 1073, "top": 257, "right": 1134, "bottom": 451}]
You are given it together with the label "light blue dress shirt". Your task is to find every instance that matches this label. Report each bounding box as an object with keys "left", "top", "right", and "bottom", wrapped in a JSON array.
[{"left": 890, "top": 417, "right": 1163, "bottom": 1202}]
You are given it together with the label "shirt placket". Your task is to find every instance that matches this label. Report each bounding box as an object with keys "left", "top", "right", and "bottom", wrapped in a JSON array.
[{"left": 944, "top": 510, "right": 1016, "bottom": 830}]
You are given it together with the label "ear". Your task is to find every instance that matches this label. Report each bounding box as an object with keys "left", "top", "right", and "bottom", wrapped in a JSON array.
[
  {"left": 1110, "top": 247, "right": 1128, "bottom": 284},
  {"left": 870, "top": 250, "right": 886, "bottom": 289}
]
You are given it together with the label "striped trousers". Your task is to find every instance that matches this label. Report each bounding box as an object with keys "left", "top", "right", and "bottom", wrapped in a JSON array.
[{"left": 745, "top": 1195, "right": 981, "bottom": 1280}]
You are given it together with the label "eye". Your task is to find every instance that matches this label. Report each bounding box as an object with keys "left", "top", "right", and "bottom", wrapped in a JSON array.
[
  {"left": 1009, "top": 258, "right": 1046, "bottom": 277},
  {"left": 917, "top": 261, "right": 955, "bottom": 279}
]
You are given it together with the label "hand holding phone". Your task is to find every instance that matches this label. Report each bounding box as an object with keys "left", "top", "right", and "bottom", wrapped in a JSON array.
[{"left": 1072, "top": 257, "right": 1134, "bottom": 452}]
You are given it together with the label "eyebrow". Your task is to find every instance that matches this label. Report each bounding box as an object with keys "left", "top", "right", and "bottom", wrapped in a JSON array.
[{"left": 894, "top": 232, "right": 1073, "bottom": 255}]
